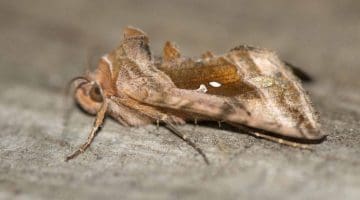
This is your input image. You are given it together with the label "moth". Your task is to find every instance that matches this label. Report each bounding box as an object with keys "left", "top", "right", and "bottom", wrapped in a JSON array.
[{"left": 66, "top": 26, "right": 324, "bottom": 163}]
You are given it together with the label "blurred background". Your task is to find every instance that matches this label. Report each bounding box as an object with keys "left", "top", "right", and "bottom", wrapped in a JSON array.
[{"left": 0, "top": 1, "right": 359, "bottom": 200}]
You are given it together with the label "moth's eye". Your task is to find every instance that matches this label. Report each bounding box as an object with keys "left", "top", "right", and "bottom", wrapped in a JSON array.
[{"left": 89, "top": 85, "right": 103, "bottom": 102}]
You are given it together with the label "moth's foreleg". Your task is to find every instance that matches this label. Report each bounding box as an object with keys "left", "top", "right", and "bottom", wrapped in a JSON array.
[
  {"left": 65, "top": 99, "right": 109, "bottom": 161},
  {"left": 110, "top": 96, "right": 208, "bottom": 164},
  {"left": 165, "top": 123, "right": 209, "bottom": 165}
]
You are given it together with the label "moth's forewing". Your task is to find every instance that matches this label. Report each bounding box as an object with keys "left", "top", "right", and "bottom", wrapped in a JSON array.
[
  {"left": 115, "top": 27, "right": 323, "bottom": 140},
  {"left": 157, "top": 46, "right": 323, "bottom": 140},
  {"left": 158, "top": 57, "right": 258, "bottom": 97},
  {"left": 230, "top": 46, "right": 322, "bottom": 139}
]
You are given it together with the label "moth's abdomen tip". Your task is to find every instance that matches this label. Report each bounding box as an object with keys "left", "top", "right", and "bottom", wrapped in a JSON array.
[
  {"left": 297, "top": 127, "right": 326, "bottom": 141},
  {"left": 309, "top": 130, "right": 327, "bottom": 140}
]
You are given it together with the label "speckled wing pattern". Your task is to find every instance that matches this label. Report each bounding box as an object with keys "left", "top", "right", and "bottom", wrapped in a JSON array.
[{"left": 116, "top": 27, "right": 323, "bottom": 141}]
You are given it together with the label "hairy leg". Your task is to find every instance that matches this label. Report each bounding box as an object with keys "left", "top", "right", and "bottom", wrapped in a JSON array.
[
  {"left": 65, "top": 99, "right": 108, "bottom": 161},
  {"left": 165, "top": 123, "right": 209, "bottom": 165},
  {"left": 111, "top": 96, "right": 209, "bottom": 164}
]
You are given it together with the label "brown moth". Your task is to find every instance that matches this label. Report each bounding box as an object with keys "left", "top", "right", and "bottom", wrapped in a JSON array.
[{"left": 66, "top": 26, "right": 324, "bottom": 163}]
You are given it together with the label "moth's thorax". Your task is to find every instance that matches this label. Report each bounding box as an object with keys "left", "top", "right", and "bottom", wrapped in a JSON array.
[{"left": 93, "top": 59, "right": 116, "bottom": 97}]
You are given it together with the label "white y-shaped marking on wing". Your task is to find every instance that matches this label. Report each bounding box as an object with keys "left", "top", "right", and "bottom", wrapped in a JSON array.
[{"left": 195, "top": 84, "right": 208, "bottom": 93}]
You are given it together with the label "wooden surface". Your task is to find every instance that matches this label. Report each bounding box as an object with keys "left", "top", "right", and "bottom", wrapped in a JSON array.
[{"left": 0, "top": 1, "right": 359, "bottom": 199}]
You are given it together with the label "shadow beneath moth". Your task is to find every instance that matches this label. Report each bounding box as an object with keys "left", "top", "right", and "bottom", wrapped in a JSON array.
[{"left": 66, "top": 26, "right": 325, "bottom": 163}]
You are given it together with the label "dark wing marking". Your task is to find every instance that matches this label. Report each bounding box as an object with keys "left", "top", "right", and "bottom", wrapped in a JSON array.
[
  {"left": 283, "top": 61, "right": 313, "bottom": 82},
  {"left": 157, "top": 56, "right": 258, "bottom": 98}
]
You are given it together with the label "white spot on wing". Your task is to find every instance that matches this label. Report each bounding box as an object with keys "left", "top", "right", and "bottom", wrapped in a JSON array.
[
  {"left": 195, "top": 84, "right": 208, "bottom": 93},
  {"left": 209, "top": 81, "right": 221, "bottom": 87}
]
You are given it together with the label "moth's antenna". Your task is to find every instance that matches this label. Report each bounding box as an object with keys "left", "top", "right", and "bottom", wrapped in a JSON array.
[
  {"left": 85, "top": 48, "right": 95, "bottom": 73},
  {"left": 61, "top": 44, "right": 97, "bottom": 145},
  {"left": 164, "top": 123, "right": 210, "bottom": 165},
  {"left": 61, "top": 46, "right": 101, "bottom": 159},
  {"left": 61, "top": 76, "right": 90, "bottom": 143}
]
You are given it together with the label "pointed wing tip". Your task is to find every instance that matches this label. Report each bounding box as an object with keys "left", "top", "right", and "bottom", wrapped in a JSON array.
[
  {"left": 201, "top": 51, "right": 215, "bottom": 59},
  {"left": 164, "top": 41, "right": 177, "bottom": 50},
  {"left": 290, "top": 127, "right": 326, "bottom": 141},
  {"left": 164, "top": 41, "right": 172, "bottom": 46},
  {"left": 123, "top": 26, "right": 148, "bottom": 40},
  {"left": 259, "top": 120, "right": 325, "bottom": 142},
  {"left": 163, "top": 41, "right": 181, "bottom": 61},
  {"left": 307, "top": 130, "right": 327, "bottom": 140}
]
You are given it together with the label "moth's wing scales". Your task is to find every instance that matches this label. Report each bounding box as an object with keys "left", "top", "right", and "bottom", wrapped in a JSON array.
[
  {"left": 201, "top": 51, "right": 215, "bottom": 59},
  {"left": 123, "top": 26, "right": 149, "bottom": 42},
  {"left": 228, "top": 46, "right": 323, "bottom": 139},
  {"left": 115, "top": 28, "right": 323, "bottom": 140},
  {"left": 122, "top": 59, "right": 318, "bottom": 140},
  {"left": 163, "top": 41, "right": 181, "bottom": 62},
  {"left": 153, "top": 47, "right": 323, "bottom": 140},
  {"left": 157, "top": 56, "right": 257, "bottom": 97},
  {"left": 122, "top": 78, "right": 310, "bottom": 140},
  {"left": 116, "top": 27, "right": 152, "bottom": 68}
]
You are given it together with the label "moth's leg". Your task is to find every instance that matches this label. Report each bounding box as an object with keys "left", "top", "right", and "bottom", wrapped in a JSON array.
[
  {"left": 252, "top": 131, "right": 311, "bottom": 149},
  {"left": 194, "top": 118, "right": 198, "bottom": 125},
  {"left": 65, "top": 99, "right": 108, "bottom": 161},
  {"left": 156, "top": 119, "right": 160, "bottom": 129},
  {"left": 218, "top": 121, "right": 223, "bottom": 128},
  {"left": 165, "top": 123, "right": 209, "bottom": 165},
  {"left": 111, "top": 96, "right": 209, "bottom": 164}
]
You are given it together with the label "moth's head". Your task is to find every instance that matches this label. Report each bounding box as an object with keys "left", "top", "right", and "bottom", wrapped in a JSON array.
[
  {"left": 70, "top": 53, "right": 115, "bottom": 115},
  {"left": 71, "top": 77, "right": 103, "bottom": 115}
]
